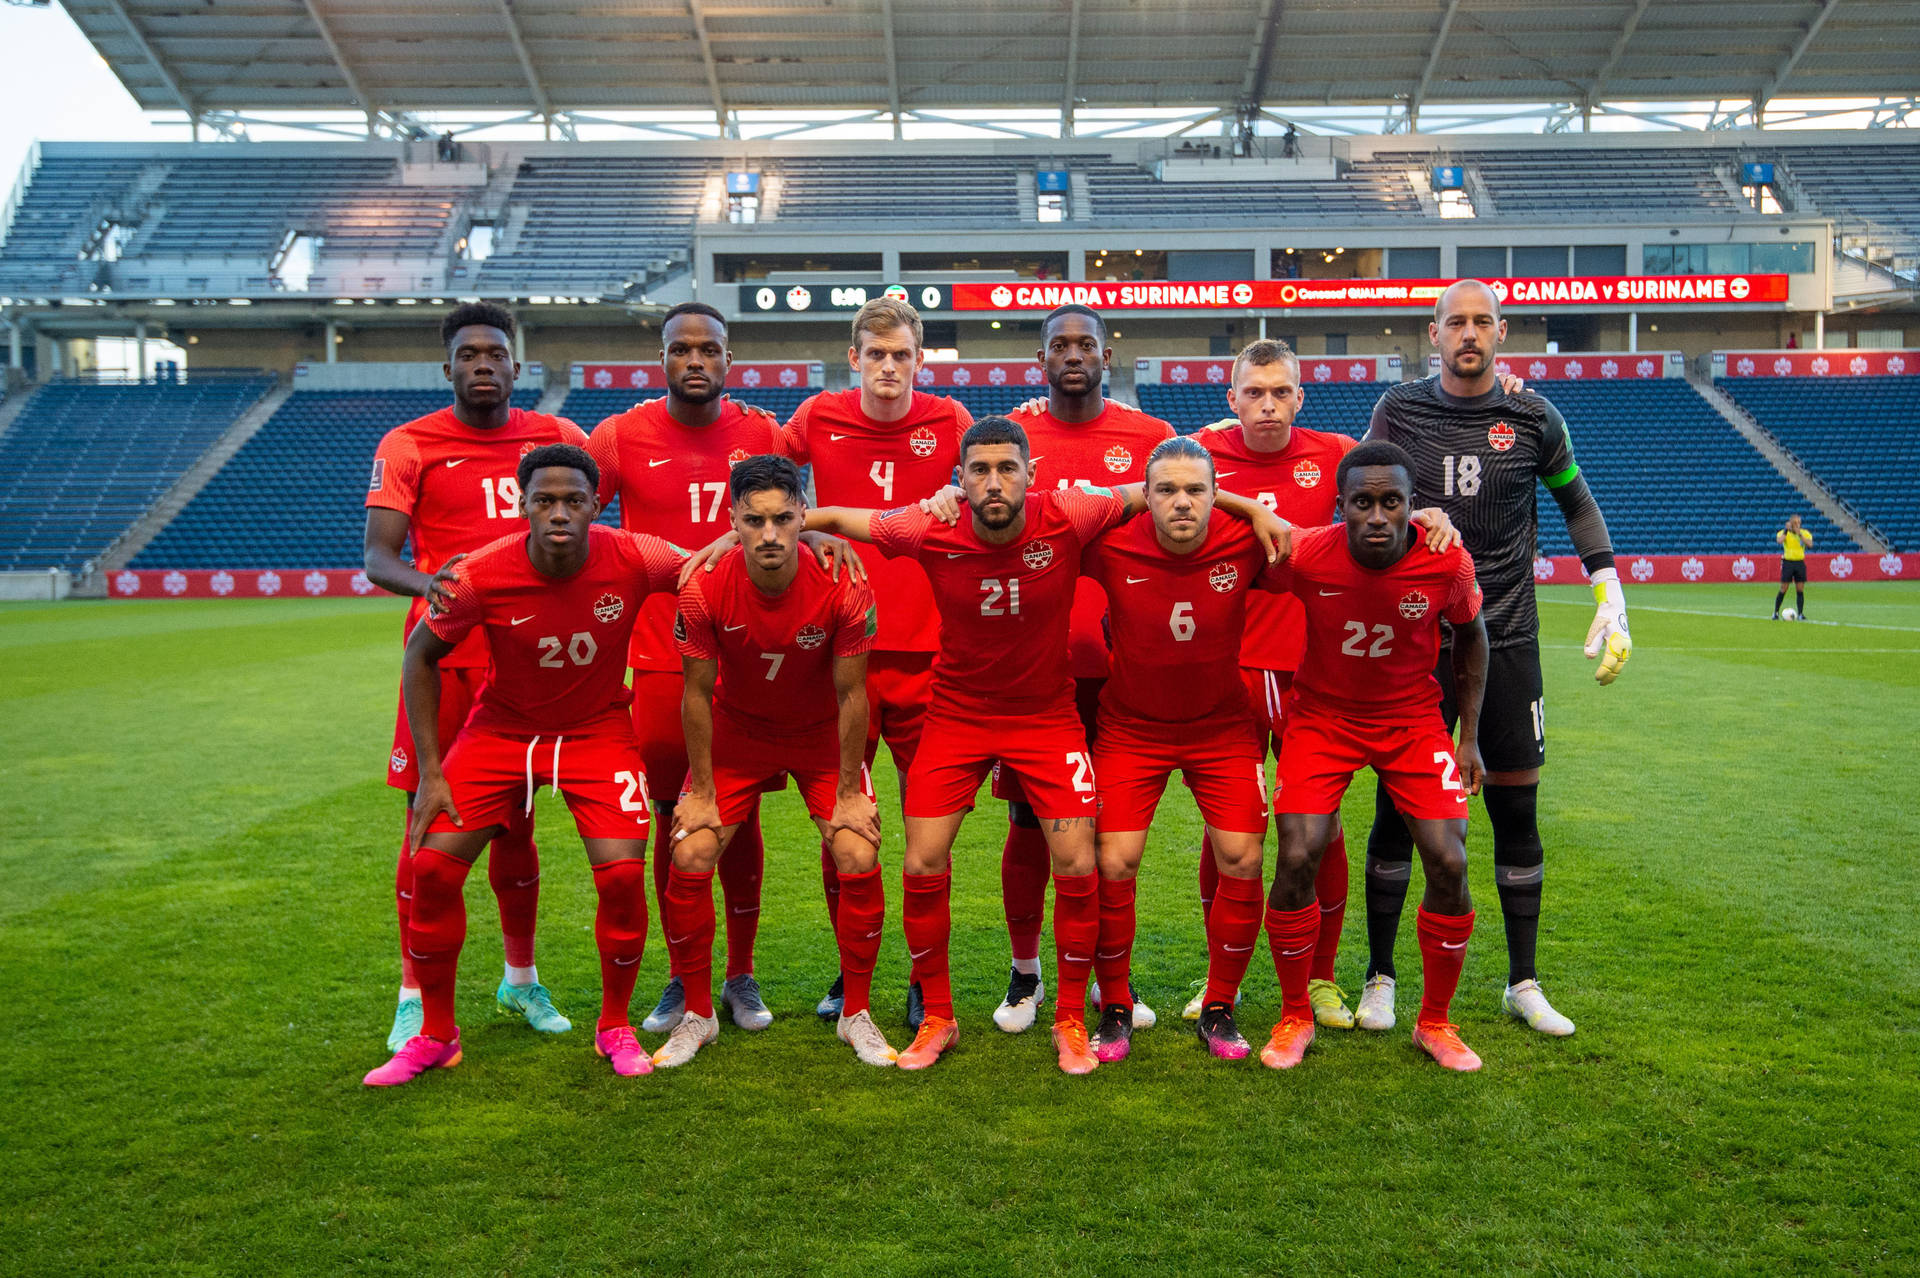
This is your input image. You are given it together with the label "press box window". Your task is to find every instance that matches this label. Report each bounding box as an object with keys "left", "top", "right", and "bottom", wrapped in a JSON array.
[{"left": 726, "top": 172, "right": 761, "bottom": 224}]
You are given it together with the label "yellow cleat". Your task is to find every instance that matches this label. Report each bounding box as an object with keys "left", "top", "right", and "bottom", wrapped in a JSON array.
[{"left": 1307, "top": 979, "right": 1356, "bottom": 1029}]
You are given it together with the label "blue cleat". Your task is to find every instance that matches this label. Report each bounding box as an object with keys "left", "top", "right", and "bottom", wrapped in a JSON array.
[
  {"left": 642, "top": 976, "right": 686, "bottom": 1033},
  {"left": 387, "top": 996, "right": 423, "bottom": 1052},
  {"left": 816, "top": 973, "right": 846, "bottom": 1022},
  {"left": 496, "top": 978, "right": 572, "bottom": 1034},
  {"left": 906, "top": 980, "right": 926, "bottom": 1032}
]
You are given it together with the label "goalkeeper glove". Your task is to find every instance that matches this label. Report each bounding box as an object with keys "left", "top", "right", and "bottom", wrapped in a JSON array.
[{"left": 1584, "top": 566, "right": 1632, "bottom": 685}]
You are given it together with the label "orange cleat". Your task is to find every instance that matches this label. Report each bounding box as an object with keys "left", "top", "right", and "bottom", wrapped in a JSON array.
[
  {"left": 896, "top": 1014, "right": 958, "bottom": 1071},
  {"left": 1258, "top": 1016, "right": 1316, "bottom": 1070},
  {"left": 1051, "top": 1020, "right": 1099, "bottom": 1075},
  {"left": 1412, "top": 1020, "right": 1483, "bottom": 1072}
]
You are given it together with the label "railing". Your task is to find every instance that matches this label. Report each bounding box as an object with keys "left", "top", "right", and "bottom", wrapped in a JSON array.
[
  {"left": 0, "top": 141, "right": 38, "bottom": 250},
  {"left": 48, "top": 366, "right": 271, "bottom": 386}
]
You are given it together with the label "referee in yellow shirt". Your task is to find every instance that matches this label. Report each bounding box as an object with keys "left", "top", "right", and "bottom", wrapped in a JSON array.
[{"left": 1773, "top": 513, "right": 1813, "bottom": 620}]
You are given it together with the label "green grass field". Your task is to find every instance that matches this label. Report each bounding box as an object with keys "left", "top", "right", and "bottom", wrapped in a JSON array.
[{"left": 5, "top": 583, "right": 1918, "bottom": 1275}]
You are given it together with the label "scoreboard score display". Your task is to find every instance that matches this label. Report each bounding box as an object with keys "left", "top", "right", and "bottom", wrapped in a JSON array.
[{"left": 741, "top": 282, "right": 950, "bottom": 313}]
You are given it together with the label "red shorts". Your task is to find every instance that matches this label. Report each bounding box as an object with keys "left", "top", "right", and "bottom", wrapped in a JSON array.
[
  {"left": 632, "top": 668, "right": 786, "bottom": 809},
  {"left": 427, "top": 728, "right": 654, "bottom": 840},
  {"left": 682, "top": 716, "right": 879, "bottom": 829},
  {"left": 908, "top": 703, "right": 1097, "bottom": 821},
  {"left": 1093, "top": 710, "right": 1269, "bottom": 835},
  {"left": 1240, "top": 665, "right": 1293, "bottom": 757},
  {"left": 387, "top": 664, "right": 487, "bottom": 792},
  {"left": 993, "top": 676, "right": 1104, "bottom": 803},
  {"left": 865, "top": 649, "right": 933, "bottom": 776},
  {"left": 1274, "top": 709, "right": 1470, "bottom": 822}
]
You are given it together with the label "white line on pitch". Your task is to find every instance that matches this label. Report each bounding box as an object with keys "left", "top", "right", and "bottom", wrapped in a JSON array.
[
  {"left": 1542, "top": 642, "right": 1920, "bottom": 653},
  {"left": 1538, "top": 599, "right": 1920, "bottom": 634}
]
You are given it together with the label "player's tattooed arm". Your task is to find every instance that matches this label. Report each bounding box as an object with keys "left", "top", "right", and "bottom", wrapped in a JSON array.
[
  {"left": 1409, "top": 508, "right": 1463, "bottom": 554},
  {"left": 673, "top": 656, "right": 724, "bottom": 844},
  {"left": 1448, "top": 612, "right": 1490, "bottom": 796},
  {"left": 401, "top": 623, "right": 461, "bottom": 850},
  {"left": 364, "top": 507, "right": 463, "bottom": 610},
  {"left": 829, "top": 654, "right": 882, "bottom": 847}
]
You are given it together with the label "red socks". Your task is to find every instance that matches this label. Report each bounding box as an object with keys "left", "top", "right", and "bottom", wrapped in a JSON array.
[
  {"left": 1000, "top": 823, "right": 1050, "bottom": 963},
  {"left": 1416, "top": 907, "right": 1475, "bottom": 1026},
  {"left": 394, "top": 829, "right": 419, "bottom": 988},
  {"left": 903, "top": 871, "right": 953, "bottom": 1020},
  {"left": 487, "top": 807, "right": 540, "bottom": 969},
  {"left": 1051, "top": 872, "right": 1099, "bottom": 1024},
  {"left": 1094, "top": 878, "right": 1137, "bottom": 1010},
  {"left": 650, "top": 821, "right": 678, "bottom": 969},
  {"left": 1197, "top": 835, "right": 1221, "bottom": 925},
  {"left": 1310, "top": 825, "right": 1348, "bottom": 983},
  {"left": 834, "top": 867, "right": 885, "bottom": 1017},
  {"left": 591, "top": 858, "right": 648, "bottom": 1032},
  {"left": 408, "top": 848, "right": 473, "bottom": 1042},
  {"left": 719, "top": 810, "right": 765, "bottom": 981},
  {"left": 820, "top": 839, "right": 842, "bottom": 929},
  {"left": 664, "top": 866, "right": 717, "bottom": 1018},
  {"left": 1265, "top": 901, "right": 1320, "bottom": 1023},
  {"left": 1205, "top": 873, "right": 1264, "bottom": 1007}
]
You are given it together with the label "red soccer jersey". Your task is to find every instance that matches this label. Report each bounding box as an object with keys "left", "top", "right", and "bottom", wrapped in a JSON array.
[
  {"left": 869, "top": 485, "right": 1127, "bottom": 715},
  {"left": 426, "top": 525, "right": 686, "bottom": 737},
  {"left": 1080, "top": 512, "right": 1281, "bottom": 723},
  {"left": 1009, "top": 399, "right": 1176, "bottom": 679},
  {"left": 366, "top": 406, "right": 588, "bottom": 667},
  {"left": 782, "top": 388, "right": 970, "bottom": 654},
  {"left": 1199, "top": 423, "right": 1357, "bottom": 673},
  {"left": 674, "top": 546, "right": 878, "bottom": 739},
  {"left": 587, "top": 397, "right": 784, "bottom": 671},
  {"left": 1269, "top": 524, "right": 1483, "bottom": 723}
]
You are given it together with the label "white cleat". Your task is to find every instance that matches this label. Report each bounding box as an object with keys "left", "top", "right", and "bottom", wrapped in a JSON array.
[
  {"left": 1503, "top": 979, "right": 1576, "bottom": 1036},
  {"left": 992, "top": 968, "right": 1045, "bottom": 1033},
  {"left": 650, "top": 1010, "right": 719, "bottom": 1068},
  {"left": 836, "top": 1008, "right": 899, "bottom": 1067},
  {"left": 1354, "top": 974, "right": 1397, "bottom": 1031},
  {"left": 1090, "top": 979, "right": 1157, "bottom": 1030},
  {"left": 720, "top": 973, "right": 774, "bottom": 1032}
]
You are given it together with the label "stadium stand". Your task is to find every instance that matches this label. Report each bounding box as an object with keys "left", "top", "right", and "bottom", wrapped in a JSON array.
[
  {"left": 1084, "top": 159, "right": 1421, "bottom": 224},
  {"left": 0, "top": 153, "right": 148, "bottom": 294},
  {"left": 1715, "top": 376, "right": 1918, "bottom": 551},
  {"left": 131, "top": 388, "right": 541, "bottom": 569},
  {"left": 1377, "top": 147, "right": 1744, "bottom": 220},
  {"left": 0, "top": 373, "right": 274, "bottom": 572},
  {"left": 1135, "top": 381, "right": 1384, "bottom": 437},
  {"left": 772, "top": 156, "right": 1028, "bottom": 224},
  {"left": 468, "top": 155, "right": 706, "bottom": 296}
]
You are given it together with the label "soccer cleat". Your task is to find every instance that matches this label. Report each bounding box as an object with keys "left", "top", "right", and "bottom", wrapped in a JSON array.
[
  {"left": 1412, "top": 1020, "right": 1483, "bottom": 1072},
  {"left": 905, "top": 980, "right": 926, "bottom": 1032},
  {"left": 1308, "top": 978, "right": 1356, "bottom": 1030},
  {"left": 386, "top": 996, "right": 423, "bottom": 1052},
  {"left": 815, "top": 973, "right": 846, "bottom": 1022},
  {"left": 836, "top": 1009, "right": 899, "bottom": 1067},
  {"left": 594, "top": 1025, "right": 653, "bottom": 1077},
  {"left": 496, "top": 978, "right": 572, "bottom": 1034},
  {"left": 896, "top": 1015, "right": 958, "bottom": 1071},
  {"left": 720, "top": 973, "right": 774, "bottom": 1031},
  {"left": 363, "top": 1033, "right": 461, "bottom": 1087},
  {"left": 1091, "top": 979, "right": 1158, "bottom": 1031},
  {"left": 992, "top": 969, "right": 1045, "bottom": 1033},
  {"left": 1197, "top": 1002, "right": 1252, "bottom": 1060},
  {"left": 1257, "top": 1016, "right": 1316, "bottom": 1070},
  {"left": 1052, "top": 1020, "right": 1099, "bottom": 1075},
  {"left": 1503, "top": 979, "right": 1576, "bottom": 1037},
  {"left": 650, "top": 1010, "right": 720, "bottom": 1068},
  {"left": 1354, "top": 974, "right": 1397, "bottom": 1031},
  {"left": 1091, "top": 1003, "right": 1134, "bottom": 1063},
  {"left": 1181, "top": 980, "right": 1240, "bottom": 1021},
  {"left": 641, "top": 977, "right": 686, "bottom": 1034}
]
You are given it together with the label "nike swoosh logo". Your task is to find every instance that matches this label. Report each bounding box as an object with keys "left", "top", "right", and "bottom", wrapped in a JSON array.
[
  {"left": 1063, "top": 952, "right": 1089, "bottom": 963},
  {"left": 829, "top": 434, "right": 849, "bottom": 441},
  {"left": 728, "top": 905, "right": 759, "bottom": 915},
  {"left": 1441, "top": 940, "right": 1467, "bottom": 951},
  {"left": 723, "top": 622, "right": 747, "bottom": 632},
  {"left": 510, "top": 615, "right": 535, "bottom": 626},
  {"left": 1319, "top": 903, "right": 1340, "bottom": 914},
  {"left": 1126, "top": 576, "right": 1149, "bottom": 584},
  {"left": 1279, "top": 946, "right": 1312, "bottom": 958},
  {"left": 1214, "top": 470, "right": 1236, "bottom": 479},
  {"left": 666, "top": 933, "right": 690, "bottom": 945},
  {"left": 514, "top": 876, "right": 539, "bottom": 888},
  {"left": 909, "top": 947, "right": 932, "bottom": 960},
  {"left": 1096, "top": 950, "right": 1126, "bottom": 960},
  {"left": 864, "top": 929, "right": 883, "bottom": 939},
  {"left": 613, "top": 955, "right": 639, "bottom": 967},
  {"left": 444, "top": 458, "right": 467, "bottom": 468},
  {"left": 1318, "top": 590, "right": 1343, "bottom": 597},
  {"left": 1224, "top": 944, "right": 1255, "bottom": 953},
  {"left": 1030, "top": 456, "right": 1045, "bottom": 464},
  {"left": 648, "top": 458, "right": 672, "bottom": 468},
  {"left": 1372, "top": 864, "right": 1412, "bottom": 879},
  {"left": 946, "top": 552, "right": 966, "bottom": 559}
]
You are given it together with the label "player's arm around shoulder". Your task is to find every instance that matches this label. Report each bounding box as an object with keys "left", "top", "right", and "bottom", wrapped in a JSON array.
[
  {"left": 401, "top": 613, "right": 464, "bottom": 847},
  {"left": 584, "top": 412, "right": 624, "bottom": 503}
]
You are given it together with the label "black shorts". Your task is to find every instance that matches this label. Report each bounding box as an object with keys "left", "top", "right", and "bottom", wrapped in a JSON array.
[
  {"left": 1435, "top": 637, "right": 1545, "bottom": 774},
  {"left": 1780, "top": 560, "right": 1808, "bottom": 585}
]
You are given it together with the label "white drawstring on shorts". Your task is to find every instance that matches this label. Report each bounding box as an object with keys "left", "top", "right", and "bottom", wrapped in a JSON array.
[{"left": 521, "top": 735, "right": 566, "bottom": 815}]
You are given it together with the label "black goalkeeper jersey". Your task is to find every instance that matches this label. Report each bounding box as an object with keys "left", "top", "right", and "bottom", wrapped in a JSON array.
[{"left": 1367, "top": 377, "right": 1580, "bottom": 647}]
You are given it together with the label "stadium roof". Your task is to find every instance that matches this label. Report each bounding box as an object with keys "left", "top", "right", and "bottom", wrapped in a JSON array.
[{"left": 60, "top": 0, "right": 1920, "bottom": 129}]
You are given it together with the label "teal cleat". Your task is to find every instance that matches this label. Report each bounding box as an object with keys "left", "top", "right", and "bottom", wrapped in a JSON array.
[
  {"left": 496, "top": 978, "right": 573, "bottom": 1034},
  {"left": 387, "top": 996, "right": 424, "bottom": 1052}
]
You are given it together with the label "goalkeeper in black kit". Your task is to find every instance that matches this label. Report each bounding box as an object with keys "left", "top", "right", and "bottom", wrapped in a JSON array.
[{"left": 1357, "top": 279, "right": 1631, "bottom": 1038}]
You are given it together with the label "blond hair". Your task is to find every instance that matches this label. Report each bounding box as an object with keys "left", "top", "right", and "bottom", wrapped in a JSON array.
[
  {"left": 851, "top": 297, "right": 923, "bottom": 352},
  {"left": 1231, "top": 337, "right": 1301, "bottom": 387}
]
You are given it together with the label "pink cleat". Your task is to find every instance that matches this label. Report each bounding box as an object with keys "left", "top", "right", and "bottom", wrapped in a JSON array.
[
  {"left": 363, "top": 1033, "right": 461, "bottom": 1087},
  {"left": 595, "top": 1025, "right": 653, "bottom": 1076}
]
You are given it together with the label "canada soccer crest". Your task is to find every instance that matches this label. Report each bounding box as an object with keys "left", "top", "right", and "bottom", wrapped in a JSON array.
[
  {"left": 1103, "top": 445, "right": 1132, "bottom": 474},
  {"left": 1022, "top": 540, "right": 1055, "bottom": 570},
  {"left": 1293, "top": 460, "right": 1321, "bottom": 488},
  {"left": 909, "top": 426, "right": 938, "bottom": 458},
  {"left": 520, "top": 442, "right": 539, "bottom": 458},
  {"left": 1487, "top": 422, "right": 1516, "bottom": 452},
  {"left": 594, "top": 592, "right": 624, "bottom": 623},
  {"left": 1209, "top": 562, "right": 1239, "bottom": 593},
  {"left": 795, "top": 624, "right": 827, "bottom": 650},
  {"left": 728, "top": 448, "right": 750, "bottom": 466},
  {"left": 390, "top": 747, "right": 409, "bottom": 774},
  {"left": 1398, "top": 590, "right": 1430, "bottom": 620}
]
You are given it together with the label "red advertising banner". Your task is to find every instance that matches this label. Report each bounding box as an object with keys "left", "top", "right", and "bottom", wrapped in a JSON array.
[
  {"left": 1714, "top": 349, "right": 1919, "bottom": 377},
  {"left": 572, "top": 361, "right": 824, "bottom": 392},
  {"left": 107, "top": 568, "right": 396, "bottom": 599},
  {"left": 1135, "top": 355, "right": 1398, "bottom": 385},
  {"left": 913, "top": 360, "right": 1050, "bottom": 389},
  {"left": 1531, "top": 552, "right": 1909, "bottom": 585},
  {"left": 1423, "top": 351, "right": 1682, "bottom": 380},
  {"left": 951, "top": 275, "right": 1788, "bottom": 313}
]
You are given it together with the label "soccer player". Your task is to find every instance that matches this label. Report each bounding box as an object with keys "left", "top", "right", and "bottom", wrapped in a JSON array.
[
  {"left": 587, "top": 302, "right": 786, "bottom": 1036},
  {"left": 993, "top": 304, "right": 1175, "bottom": 1034},
  {"left": 363, "top": 444, "right": 686, "bottom": 1086},
  {"left": 780, "top": 297, "right": 971, "bottom": 1022},
  {"left": 363, "top": 302, "right": 584, "bottom": 1050},
  {"left": 1260, "top": 439, "right": 1489, "bottom": 1072},
  {"left": 1362, "top": 279, "right": 1631, "bottom": 1038},
  {"left": 798, "top": 417, "right": 1287, "bottom": 1074},
  {"left": 1774, "top": 513, "right": 1813, "bottom": 619},
  {"left": 655, "top": 455, "right": 896, "bottom": 1069}
]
